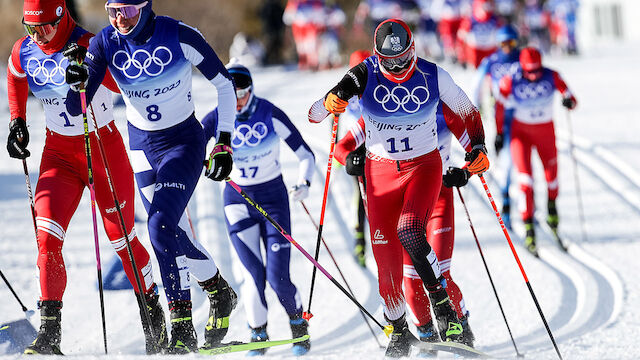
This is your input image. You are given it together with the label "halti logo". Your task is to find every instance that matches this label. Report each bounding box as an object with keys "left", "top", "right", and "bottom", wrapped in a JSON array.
[
  {"left": 155, "top": 182, "right": 186, "bottom": 191},
  {"left": 372, "top": 229, "right": 387, "bottom": 244}
]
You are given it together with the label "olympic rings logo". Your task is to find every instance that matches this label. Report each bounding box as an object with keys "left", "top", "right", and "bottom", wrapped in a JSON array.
[
  {"left": 112, "top": 46, "right": 173, "bottom": 79},
  {"left": 514, "top": 81, "right": 553, "bottom": 99},
  {"left": 490, "top": 62, "right": 517, "bottom": 80},
  {"left": 26, "top": 57, "right": 67, "bottom": 86},
  {"left": 373, "top": 84, "right": 429, "bottom": 113},
  {"left": 232, "top": 122, "right": 268, "bottom": 147}
]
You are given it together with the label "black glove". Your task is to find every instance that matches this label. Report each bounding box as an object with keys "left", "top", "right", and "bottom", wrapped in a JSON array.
[
  {"left": 562, "top": 97, "right": 576, "bottom": 109},
  {"left": 345, "top": 145, "right": 365, "bottom": 176},
  {"left": 7, "top": 117, "right": 30, "bottom": 159},
  {"left": 63, "top": 43, "right": 89, "bottom": 92},
  {"left": 442, "top": 167, "right": 470, "bottom": 188},
  {"left": 205, "top": 132, "right": 233, "bottom": 181},
  {"left": 494, "top": 134, "right": 504, "bottom": 155}
]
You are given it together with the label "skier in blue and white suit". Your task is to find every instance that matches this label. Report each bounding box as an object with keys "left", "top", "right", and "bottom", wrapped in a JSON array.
[
  {"left": 65, "top": 0, "right": 238, "bottom": 353},
  {"left": 202, "top": 61, "right": 315, "bottom": 356}
]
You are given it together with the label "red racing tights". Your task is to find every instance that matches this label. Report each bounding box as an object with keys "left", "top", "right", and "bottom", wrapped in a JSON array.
[
  {"left": 365, "top": 150, "right": 443, "bottom": 321},
  {"left": 35, "top": 123, "right": 153, "bottom": 301},
  {"left": 510, "top": 120, "right": 559, "bottom": 221}
]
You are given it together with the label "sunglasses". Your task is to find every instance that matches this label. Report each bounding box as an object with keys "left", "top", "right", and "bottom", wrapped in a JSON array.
[
  {"left": 22, "top": 16, "right": 62, "bottom": 37},
  {"left": 378, "top": 47, "right": 414, "bottom": 73},
  {"left": 236, "top": 87, "right": 251, "bottom": 99},
  {"left": 105, "top": 1, "right": 148, "bottom": 19}
]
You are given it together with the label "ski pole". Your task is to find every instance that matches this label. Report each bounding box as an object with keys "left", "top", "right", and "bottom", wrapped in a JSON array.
[
  {"left": 305, "top": 113, "right": 339, "bottom": 321},
  {"left": 21, "top": 159, "right": 38, "bottom": 240},
  {"left": 455, "top": 187, "right": 522, "bottom": 358},
  {"left": 226, "top": 178, "right": 392, "bottom": 337},
  {"left": 299, "top": 201, "right": 383, "bottom": 348},
  {"left": 0, "top": 269, "right": 34, "bottom": 316},
  {"left": 478, "top": 174, "right": 562, "bottom": 360},
  {"left": 79, "top": 87, "right": 108, "bottom": 354},
  {"left": 565, "top": 110, "right": 588, "bottom": 242},
  {"left": 87, "top": 104, "right": 156, "bottom": 344}
]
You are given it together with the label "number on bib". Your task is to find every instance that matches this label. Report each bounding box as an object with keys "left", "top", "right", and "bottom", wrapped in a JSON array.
[
  {"left": 146, "top": 105, "right": 162, "bottom": 121},
  {"left": 59, "top": 112, "right": 74, "bottom": 127},
  {"left": 239, "top": 166, "right": 259, "bottom": 178},
  {"left": 386, "top": 137, "right": 413, "bottom": 153}
]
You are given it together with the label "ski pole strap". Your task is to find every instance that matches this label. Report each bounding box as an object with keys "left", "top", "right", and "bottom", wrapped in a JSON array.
[{"left": 212, "top": 143, "right": 233, "bottom": 156}]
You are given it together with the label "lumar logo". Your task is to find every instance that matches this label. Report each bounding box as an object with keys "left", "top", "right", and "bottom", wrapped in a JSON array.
[
  {"left": 372, "top": 229, "right": 388, "bottom": 245},
  {"left": 24, "top": 10, "right": 45, "bottom": 15}
]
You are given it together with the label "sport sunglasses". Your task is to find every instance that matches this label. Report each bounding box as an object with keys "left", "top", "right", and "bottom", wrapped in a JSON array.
[
  {"left": 22, "top": 16, "right": 62, "bottom": 37},
  {"left": 236, "top": 87, "right": 251, "bottom": 99},
  {"left": 105, "top": 1, "right": 148, "bottom": 19}
]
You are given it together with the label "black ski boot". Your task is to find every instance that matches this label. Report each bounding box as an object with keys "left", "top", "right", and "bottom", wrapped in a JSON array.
[
  {"left": 200, "top": 271, "right": 238, "bottom": 348},
  {"left": 459, "top": 313, "right": 475, "bottom": 348},
  {"left": 24, "top": 300, "right": 63, "bottom": 355},
  {"left": 137, "top": 287, "right": 168, "bottom": 354},
  {"left": 289, "top": 313, "right": 311, "bottom": 356},
  {"left": 524, "top": 218, "right": 538, "bottom": 257},
  {"left": 167, "top": 301, "right": 198, "bottom": 354},
  {"left": 547, "top": 199, "right": 567, "bottom": 250},
  {"left": 416, "top": 320, "right": 439, "bottom": 357},
  {"left": 385, "top": 315, "right": 417, "bottom": 358},
  {"left": 428, "top": 287, "right": 464, "bottom": 343},
  {"left": 502, "top": 197, "right": 512, "bottom": 230},
  {"left": 354, "top": 231, "right": 366, "bottom": 267},
  {"left": 246, "top": 323, "right": 269, "bottom": 356}
]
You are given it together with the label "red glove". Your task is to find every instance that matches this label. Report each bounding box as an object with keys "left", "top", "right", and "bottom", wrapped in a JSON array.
[{"left": 465, "top": 145, "right": 490, "bottom": 175}]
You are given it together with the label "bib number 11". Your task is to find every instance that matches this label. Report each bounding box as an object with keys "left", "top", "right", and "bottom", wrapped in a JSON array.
[{"left": 386, "top": 137, "right": 413, "bottom": 153}]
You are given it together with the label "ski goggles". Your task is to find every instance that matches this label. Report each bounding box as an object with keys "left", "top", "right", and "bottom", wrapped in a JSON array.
[
  {"left": 235, "top": 87, "right": 251, "bottom": 99},
  {"left": 377, "top": 47, "right": 415, "bottom": 73},
  {"left": 22, "top": 17, "right": 61, "bottom": 37},
  {"left": 105, "top": 1, "right": 148, "bottom": 19},
  {"left": 500, "top": 39, "right": 517, "bottom": 48}
]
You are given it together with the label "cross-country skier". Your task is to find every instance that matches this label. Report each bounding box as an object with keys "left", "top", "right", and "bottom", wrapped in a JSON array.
[
  {"left": 472, "top": 24, "right": 520, "bottom": 228},
  {"left": 7, "top": 0, "right": 161, "bottom": 354},
  {"left": 201, "top": 60, "right": 315, "bottom": 356},
  {"left": 334, "top": 101, "right": 483, "bottom": 350},
  {"left": 499, "top": 47, "right": 577, "bottom": 256},
  {"left": 64, "top": 0, "right": 238, "bottom": 353},
  {"left": 308, "top": 19, "right": 488, "bottom": 357},
  {"left": 457, "top": 0, "right": 501, "bottom": 69}
]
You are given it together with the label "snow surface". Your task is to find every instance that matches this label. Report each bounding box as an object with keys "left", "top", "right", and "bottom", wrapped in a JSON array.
[{"left": 0, "top": 41, "right": 639, "bottom": 359}]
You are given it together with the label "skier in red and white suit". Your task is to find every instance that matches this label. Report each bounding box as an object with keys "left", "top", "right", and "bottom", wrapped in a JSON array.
[
  {"left": 457, "top": 0, "right": 501, "bottom": 69},
  {"left": 6, "top": 0, "right": 160, "bottom": 354},
  {"left": 334, "top": 102, "right": 482, "bottom": 348},
  {"left": 499, "top": 47, "right": 577, "bottom": 254},
  {"left": 309, "top": 19, "right": 488, "bottom": 356}
]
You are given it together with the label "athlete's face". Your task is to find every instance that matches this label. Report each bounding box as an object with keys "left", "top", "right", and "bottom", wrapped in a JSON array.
[
  {"left": 500, "top": 40, "right": 516, "bottom": 54},
  {"left": 107, "top": 3, "right": 142, "bottom": 34},
  {"left": 236, "top": 89, "right": 251, "bottom": 111},
  {"left": 24, "top": 20, "right": 58, "bottom": 45}
]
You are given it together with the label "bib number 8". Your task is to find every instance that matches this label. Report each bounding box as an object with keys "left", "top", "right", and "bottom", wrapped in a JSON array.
[{"left": 146, "top": 104, "right": 162, "bottom": 121}]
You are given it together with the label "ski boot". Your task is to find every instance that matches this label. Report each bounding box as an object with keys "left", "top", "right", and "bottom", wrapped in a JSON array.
[
  {"left": 459, "top": 313, "right": 475, "bottom": 348},
  {"left": 137, "top": 286, "right": 168, "bottom": 354},
  {"left": 353, "top": 231, "right": 366, "bottom": 267},
  {"left": 547, "top": 200, "right": 567, "bottom": 250},
  {"left": 502, "top": 198, "right": 512, "bottom": 230},
  {"left": 289, "top": 313, "right": 311, "bottom": 356},
  {"left": 384, "top": 314, "right": 417, "bottom": 358},
  {"left": 524, "top": 219, "right": 538, "bottom": 257},
  {"left": 416, "top": 321, "right": 439, "bottom": 357},
  {"left": 167, "top": 301, "right": 198, "bottom": 354},
  {"left": 247, "top": 323, "right": 269, "bottom": 356},
  {"left": 200, "top": 271, "right": 238, "bottom": 348},
  {"left": 24, "top": 300, "right": 63, "bottom": 355},
  {"left": 428, "top": 284, "right": 464, "bottom": 343}
]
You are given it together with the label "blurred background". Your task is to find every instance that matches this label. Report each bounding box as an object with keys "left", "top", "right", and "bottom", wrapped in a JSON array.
[{"left": 1, "top": 0, "right": 638, "bottom": 71}]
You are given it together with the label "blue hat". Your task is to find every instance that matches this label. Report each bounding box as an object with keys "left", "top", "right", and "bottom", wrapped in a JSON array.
[
  {"left": 226, "top": 59, "right": 252, "bottom": 89},
  {"left": 496, "top": 25, "right": 518, "bottom": 44},
  {"left": 106, "top": 0, "right": 147, "bottom": 4},
  {"left": 109, "top": 0, "right": 154, "bottom": 42}
]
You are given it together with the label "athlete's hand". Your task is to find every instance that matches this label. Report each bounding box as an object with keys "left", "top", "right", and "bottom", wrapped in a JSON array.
[
  {"left": 494, "top": 134, "right": 504, "bottom": 155},
  {"left": 465, "top": 145, "right": 490, "bottom": 175},
  {"left": 205, "top": 132, "right": 233, "bottom": 181},
  {"left": 562, "top": 96, "right": 577, "bottom": 110},
  {"left": 345, "top": 145, "right": 365, "bottom": 176},
  {"left": 7, "top": 117, "right": 30, "bottom": 159},
  {"left": 65, "top": 61, "right": 88, "bottom": 92},
  {"left": 289, "top": 181, "right": 310, "bottom": 202},
  {"left": 324, "top": 92, "right": 348, "bottom": 114},
  {"left": 442, "top": 167, "right": 470, "bottom": 188}
]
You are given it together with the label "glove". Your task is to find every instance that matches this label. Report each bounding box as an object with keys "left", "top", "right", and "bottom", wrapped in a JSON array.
[
  {"left": 289, "top": 181, "right": 310, "bottom": 202},
  {"left": 323, "top": 92, "right": 348, "bottom": 114},
  {"left": 63, "top": 43, "right": 89, "bottom": 92},
  {"left": 562, "top": 97, "right": 576, "bottom": 110},
  {"left": 465, "top": 144, "right": 490, "bottom": 175},
  {"left": 7, "top": 117, "right": 30, "bottom": 159},
  {"left": 494, "top": 134, "right": 504, "bottom": 155},
  {"left": 205, "top": 132, "right": 233, "bottom": 181},
  {"left": 442, "top": 167, "right": 470, "bottom": 188},
  {"left": 345, "top": 145, "right": 365, "bottom": 176}
]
